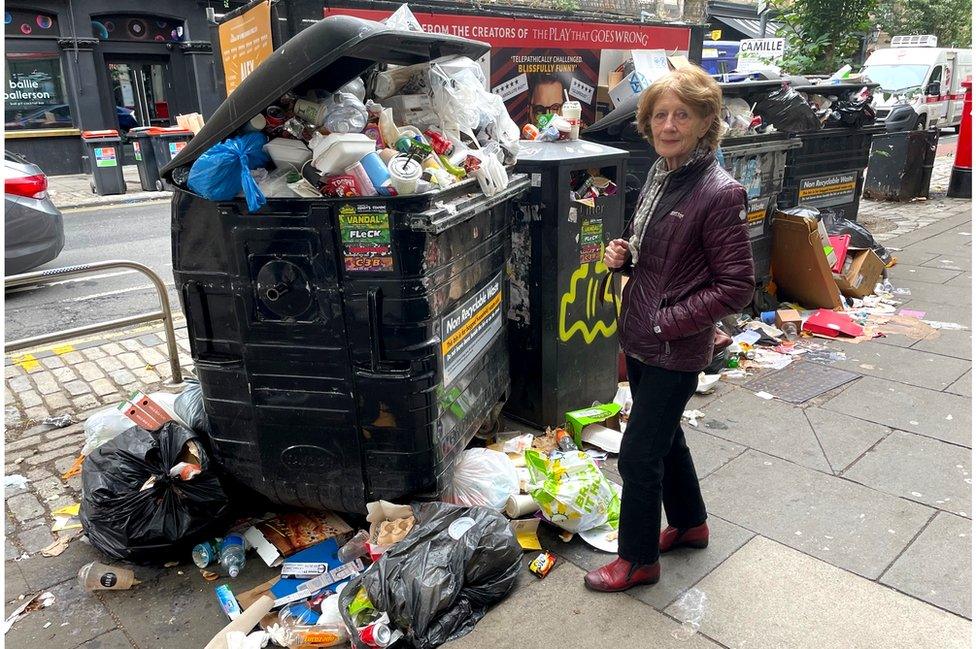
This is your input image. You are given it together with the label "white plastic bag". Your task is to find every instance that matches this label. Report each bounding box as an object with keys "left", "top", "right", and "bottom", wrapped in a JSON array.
[
  {"left": 384, "top": 3, "right": 423, "bottom": 32},
  {"left": 447, "top": 448, "right": 519, "bottom": 510},
  {"left": 82, "top": 407, "right": 133, "bottom": 456}
]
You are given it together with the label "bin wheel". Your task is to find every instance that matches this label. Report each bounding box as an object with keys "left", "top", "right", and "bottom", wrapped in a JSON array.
[
  {"left": 155, "top": 179, "right": 164, "bottom": 191},
  {"left": 90, "top": 182, "right": 96, "bottom": 194}
]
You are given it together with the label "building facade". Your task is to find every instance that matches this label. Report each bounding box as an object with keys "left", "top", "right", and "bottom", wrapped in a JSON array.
[{"left": 5, "top": 2, "right": 233, "bottom": 174}]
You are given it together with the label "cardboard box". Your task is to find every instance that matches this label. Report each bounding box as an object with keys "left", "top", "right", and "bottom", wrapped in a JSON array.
[
  {"left": 774, "top": 309, "right": 803, "bottom": 331},
  {"left": 608, "top": 50, "right": 670, "bottom": 107},
  {"left": 771, "top": 211, "right": 844, "bottom": 310},
  {"left": 565, "top": 403, "right": 621, "bottom": 446},
  {"left": 834, "top": 249, "right": 884, "bottom": 298}
]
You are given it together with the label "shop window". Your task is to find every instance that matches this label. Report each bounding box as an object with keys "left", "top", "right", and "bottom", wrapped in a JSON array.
[
  {"left": 91, "top": 14, "right": 185, "bottom": 42},
  {"left": 5, "top": 9, "right": 60, "bottom": 37},
  {"left": 4, "top": 52, "right": 74, "bottom": 130}
]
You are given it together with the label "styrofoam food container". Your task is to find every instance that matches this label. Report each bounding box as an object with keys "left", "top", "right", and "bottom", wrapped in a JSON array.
[
  {"left": 311, "top": 133, "right": 375, "bottom": 175},
  {"left": 263, "top": 137, "right": 311, "bottom": 169}
]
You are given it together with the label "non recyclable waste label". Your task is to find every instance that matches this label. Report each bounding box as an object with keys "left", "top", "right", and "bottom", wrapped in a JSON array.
[
  {"left": 580, "top": 217, "right": 604, "bottom": 264},
  {"left": 441, "top": 272, "right": 503, "bottom": 386},
  {"left": 94, "top": 147, "right": 117, "bottom": 168},
  {"left": 745, "top": 199, "right": 768, "bottom": 239},
  {"left": 798, "top": 172, "right": 857, "bottom": 208},
  {"left": 338, "top": 204, "right": 393, "bottom": 272}
]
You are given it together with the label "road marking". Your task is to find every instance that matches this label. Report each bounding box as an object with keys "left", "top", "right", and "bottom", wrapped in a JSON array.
[
  {"left": 52, "top": 344, "right": 75, "bottom": 355},
  {"left": 11, "top": 354, "right": 40, "bottom": 371},
  {"left": 69, "top": 282, "right": 175, "bottom": 302},
  {"left": 61, "top": 199, "right": 171, "bottom": 214}
]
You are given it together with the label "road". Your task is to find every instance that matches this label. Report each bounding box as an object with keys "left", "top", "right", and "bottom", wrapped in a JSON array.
[{"left": 4, "top": 199, "right": 179, "bottom": 343}]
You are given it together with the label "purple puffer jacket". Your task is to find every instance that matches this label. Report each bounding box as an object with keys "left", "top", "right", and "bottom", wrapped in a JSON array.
[{"left": 617, "top": 154, "right": 754, "bottom": 372}]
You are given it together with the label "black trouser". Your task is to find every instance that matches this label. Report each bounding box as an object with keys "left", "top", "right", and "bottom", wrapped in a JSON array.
[{"left": 617, "top": 355, "right": 707, "bottom": 565}]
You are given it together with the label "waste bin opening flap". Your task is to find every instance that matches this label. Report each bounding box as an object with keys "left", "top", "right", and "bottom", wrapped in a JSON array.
[{"left": 161, "top": 15, "right": 489, "bottom": 179}]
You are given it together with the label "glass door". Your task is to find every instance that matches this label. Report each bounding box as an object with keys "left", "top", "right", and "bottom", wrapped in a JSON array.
[{"left": 107, "top": 59, "right": 171, "bottom": 132}]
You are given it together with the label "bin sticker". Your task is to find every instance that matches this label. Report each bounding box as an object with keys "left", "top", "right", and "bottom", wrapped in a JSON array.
[
  {"left": 93, "top": 147, "right": 117, "bottom": 168},
  {"left": 797, "top": 172, "right": 858, "bottom": 208},
  {"left": 169, "top": 141, "right": 187, "bottom": 158},
  {"left": 338, "top": 204, "right": 393, "bottom": 272},
  {"left": 745, "top": 198, "right": 768, "bottom": 240},
  {"left": 580, "top": 217, "right": 604, "bottom": 263},
  {"left": 133, "top": 141, "right": 142, "bottom": 161},
  {"left": 441, "top": 272, "right": 503, "bottom": 385}
]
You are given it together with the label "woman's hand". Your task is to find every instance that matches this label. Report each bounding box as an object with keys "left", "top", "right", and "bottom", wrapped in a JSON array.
[{"left": 604, "top": 239, "right": 631, "bottom": 269}]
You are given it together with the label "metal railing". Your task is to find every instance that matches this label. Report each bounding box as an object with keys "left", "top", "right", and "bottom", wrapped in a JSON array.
[{"left": 5, "top": 260, "right": 183, "bottom": 384}]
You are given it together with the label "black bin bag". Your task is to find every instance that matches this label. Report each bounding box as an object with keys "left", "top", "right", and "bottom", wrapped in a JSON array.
[
  {"left": 80, "top": 421, "right": 230, "bottom": 564},
  {"left": 339, "top": 502, "right": 522, "bottom": 649}
]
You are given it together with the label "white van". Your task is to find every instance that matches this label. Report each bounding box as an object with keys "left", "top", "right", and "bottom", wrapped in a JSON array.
[{"left": 861, "top": 35, "right": 972, "bottom": 131}]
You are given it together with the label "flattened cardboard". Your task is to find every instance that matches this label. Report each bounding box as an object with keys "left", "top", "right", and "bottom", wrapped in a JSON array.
[{"left": 771, "top": 212, "right": 844, "bottom": 310}]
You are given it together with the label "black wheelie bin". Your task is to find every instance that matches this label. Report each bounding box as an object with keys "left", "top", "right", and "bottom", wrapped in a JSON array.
[{"left": 160, "top": 15, "right": 530, "bottom": 514}]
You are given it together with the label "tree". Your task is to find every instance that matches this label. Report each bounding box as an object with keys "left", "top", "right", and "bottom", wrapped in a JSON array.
[
  {"left": 772, "top": 0, "right": 879, "bottom": 74},
  {"left": 875, "top": 0, "right": 971, "bottom": 48}
]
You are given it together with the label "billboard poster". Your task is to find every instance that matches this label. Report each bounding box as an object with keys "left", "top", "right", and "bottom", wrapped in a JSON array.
[
  {"left": 219, "top": 1, "right": 274, "bottom": 95},
  {"left": 323, "top": 5, "right": 691, "bottom": 129}
]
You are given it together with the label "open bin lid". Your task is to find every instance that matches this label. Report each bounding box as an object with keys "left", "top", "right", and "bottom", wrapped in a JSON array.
[
  {"left": 586, "top": 79, "right": 787, "bottom": 138},
  {"left": 161, "top": 14, "right": 489, "bottom": 179}
]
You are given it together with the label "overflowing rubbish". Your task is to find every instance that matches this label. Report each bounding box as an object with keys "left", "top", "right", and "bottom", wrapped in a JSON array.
[
  {"left": 80, "top": 422, "right": 229, "bottom": 563},
  {"left": 338, "top": 502, "right": 521, "bottom": 649},
  {"left": 525, "top": 449, "right": 620, "bottom": 534},
  {"left": 528, "top": 551, "right": 558, "bottom": 578},
  {"left": 188, "top": 132, "right": 271, "bottom": 212},
  {"left": 446, "top": 448, "right": 520, "bottom": 510}
]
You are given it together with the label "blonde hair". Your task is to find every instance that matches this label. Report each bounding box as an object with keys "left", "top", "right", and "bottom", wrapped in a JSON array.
[{"left": 635, "top": 66, "right": 724, "bottom": 151}]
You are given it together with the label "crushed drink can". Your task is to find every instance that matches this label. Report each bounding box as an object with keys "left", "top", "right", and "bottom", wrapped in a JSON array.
[
  {"left": 360, "top": 622, "right": 392, "bottom": 647},
  {"left": 528, "top": 551, "right": 557, "bottom": 578}
]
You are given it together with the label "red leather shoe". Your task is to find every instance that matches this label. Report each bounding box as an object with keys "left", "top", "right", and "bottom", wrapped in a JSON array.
[
  {"left": 584, "top": 557, "right": 660, "bottom": 592},
  {"left": 659, "top": 522, "right": 709, "bottom": 553}
]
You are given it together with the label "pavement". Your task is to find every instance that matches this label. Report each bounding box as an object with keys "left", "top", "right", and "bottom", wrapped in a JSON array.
[
  {"left": 5, "top": 159, "right": 971, "bottom": 647},
  {"left": 47, "top": 166, "right": 171, "bottom": 211}
]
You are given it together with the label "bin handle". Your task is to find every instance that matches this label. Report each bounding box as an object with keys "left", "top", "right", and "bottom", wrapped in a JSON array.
[{"left": 367, "top": 286, "right": 385, "bottom": 372}]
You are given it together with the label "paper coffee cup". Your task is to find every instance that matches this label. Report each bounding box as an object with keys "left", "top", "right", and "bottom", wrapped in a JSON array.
[
  {"left": 562, "top": 100, "right": 582, "bottom": 140},
  {"left": 505, "top": 494, "right": 540, "bottom": 518}
]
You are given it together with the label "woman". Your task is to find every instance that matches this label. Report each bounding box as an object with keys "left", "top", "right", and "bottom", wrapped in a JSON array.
[{"left": 584, "top": 66, "right": 754, "bottom": 592}]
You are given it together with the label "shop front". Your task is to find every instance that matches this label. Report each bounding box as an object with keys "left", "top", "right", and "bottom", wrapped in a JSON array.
[{"left": 5, "top": 3, "right": 227, "bottom": 174}]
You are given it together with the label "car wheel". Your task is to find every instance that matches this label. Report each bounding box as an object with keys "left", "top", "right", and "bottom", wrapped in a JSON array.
[{"left": 914, "top": 115, "right": 927, "bottom": 131}]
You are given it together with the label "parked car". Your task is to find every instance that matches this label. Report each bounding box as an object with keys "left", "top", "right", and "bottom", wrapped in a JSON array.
[{"left": 4, "top": 150, "right": 65, "bottom": 275}]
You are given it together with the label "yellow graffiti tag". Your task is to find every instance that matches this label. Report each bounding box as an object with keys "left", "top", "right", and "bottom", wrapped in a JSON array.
[
  {"left": 10, "top": 354, "right": 40, "bottom": 371},
  {"left": 558, "top": 260, "right": 620, "bottom": 344}
]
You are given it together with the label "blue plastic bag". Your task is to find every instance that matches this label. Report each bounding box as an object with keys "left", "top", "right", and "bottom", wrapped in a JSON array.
[{"left": 187, "top": 132, "right": 270, "bottom": 212}]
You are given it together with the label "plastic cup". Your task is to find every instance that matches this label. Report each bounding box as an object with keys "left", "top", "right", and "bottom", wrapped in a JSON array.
[
  {"left": 562, "top": 100, "right": 582, "bottom": 140},
  {"left": 388, "top": 155, "right": 423, "bottom": 195}
]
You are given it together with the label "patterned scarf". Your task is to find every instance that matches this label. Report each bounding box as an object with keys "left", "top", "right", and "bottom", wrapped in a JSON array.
[{"left": 628, "top": 142, "right": 712, "bottom": 264}]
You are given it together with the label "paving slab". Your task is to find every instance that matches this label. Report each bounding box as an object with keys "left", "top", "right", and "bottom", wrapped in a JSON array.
[
  {"left": 4, "top": 578, "right": 116, "bottom": 649},
  {"left": 828, "top": 341, "right": 970, "bottom": 391},
  {"left": 680, "top": 536, "right": 972, "bottom": 649},
  {"left": 683, "top": 428, "right": 746, "bottom": 479},
  {"left": 897, "top": 299, "right": 972, "bottom": 328},
  {"left": 78, "top": 630, "right": 136, "bottom": 648},
  {"left": 888, "top": 248, "right": 941, "bottom": 267},
  {"left": 450, "top": 559, "right": 723, "bottom": 649},
  {"left": 843, "top": 430, "right": 971, "bottom": 516},
  {"left": 919, "top": 253, "right": 971, "bottom": 273},
  {"left": 4, "top": 563, "right": 31, "bottom": 616},
  {"left": 803, "top": 407, "right": 890, "bottom": 474},
  {"left": 881, "top": 512, "right": 972, "bottom": 619},
  {"left": 823, "top": 375, "right": 971, "bottom": 447},
  {"left": 911, "top": 328, "right": 972, "bottom": 361},
  {"left": 945, "top": 370, "right": 971, "bottom": 397},
  {"left": 701, "top": 450, "right": 933, "bottom": 579},
  {"left": 944, "top": 273, "right": 971, "bottom": 289},
  {"left": 890, "top": 264, "right": 964, "bottom": 285},
  {"left": 15, "top": 538, "right": 103, "bottom": 593},
  {"left": 102, "top": 555, "right": 280, "bottom": 649},
  {"left": 694, "top": 392, "right": 831, "bottom": 473},
  {"left": 537, "top": 515, "right": 754, "bottom": 611}
]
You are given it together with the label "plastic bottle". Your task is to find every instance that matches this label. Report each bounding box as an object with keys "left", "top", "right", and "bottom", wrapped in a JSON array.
[
  {"left": 337, "top": 530, "right": 370, "bottom": 564},
  {"left": 555, "top": 428, "right": 578, "bottom": 452},
  {"left": 192, "top": 539, "right": 220, "bottom": 569},
  {"left": 219, "top": 533, "right": 247, "bottom": 578}
]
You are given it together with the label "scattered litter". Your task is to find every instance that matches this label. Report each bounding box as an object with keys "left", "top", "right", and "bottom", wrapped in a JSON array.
[
  {"left": 41, "top": 414, "right": 73, "bottom": 428},
  {"left": 696, "top": 373, "right": 721, "bottom": 394},
  {"left": 923, "top": 320, "right": 968, "bottom": 331},
  {"left": 446, "top": 448, "right": 519, "bottom": 510},
  {"left": 946, "top": 414, "right": 953, "bottom": 421},
  {"left": 51, "top": 503, "right": 81, "bottom": 532},
  {"left": 910, "top": 421, "right": 919, "bottom": 426},
  {"left": 78, "top": 561, "right": 141, "bottom": 591},
  {"left": 3, "top": 591, "right": 55, "bottom": 633},
  {"left": 580, "top": 424, "right": 623, "bottom": 454},
  {"left": 750, "top": 348, "right": 793, "bottom": 370},
  {"left": 670, "top": 588, "right": 708, "bottom": 640},
  {"left": 754, "top": 391, "right": 775, "bottom": 400},
  {"left": 43, "top": 622, "right": 51, "bottom": 629},
  {"left": 497, "top": 432, "right": 534, "bottom": 454},
  {"left": 898, "top": 309, "right": 926, "bottom": 319},
  {"left": 525, "top": 449, "right": 619, "bottom": 533},
  {"left": 579, "top": 524, "right": 619, "bottom": 553},
  {"left": 4, "top": 475, "right": 28, "bottom": 490},
  {"left": 41, "top": 529, "right": 82, "bottom": 558},
  {"left": 803, "top": 349, "right": 847, "bottom": 364},
  {"left": 682, "top": 410, "right": 705, "bottom": 427}
]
